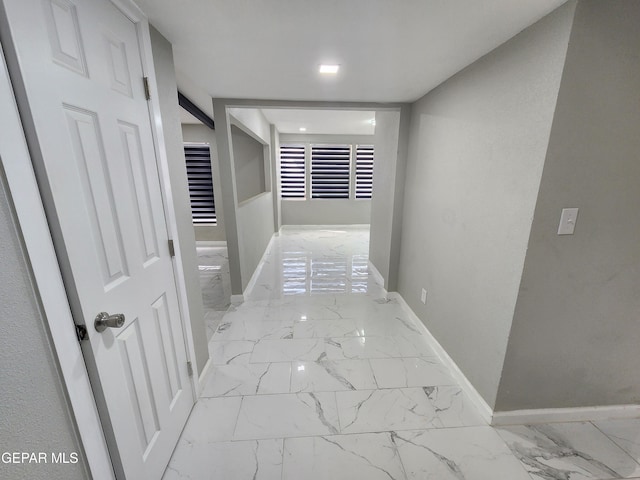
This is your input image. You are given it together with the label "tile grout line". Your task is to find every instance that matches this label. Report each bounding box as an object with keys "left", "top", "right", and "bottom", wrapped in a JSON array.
[{"left": 590, "top": 420, "right": 640, "bottom": 468}]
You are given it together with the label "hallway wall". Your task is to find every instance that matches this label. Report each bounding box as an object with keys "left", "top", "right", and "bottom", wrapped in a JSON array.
[
  {"left": 496, "top": 0, "right": 640, "bottom": 411},
  {"left": 0, "top": 172, "right": 87, "bottom": 480},
  {"left": 396, "top": 2, "right": 576, "bottom": 408},
  {"left": 214, "top": 105, "right": 276, "bottom": 293}
]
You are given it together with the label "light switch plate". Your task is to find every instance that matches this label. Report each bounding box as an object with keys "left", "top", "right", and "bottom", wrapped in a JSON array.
[{"left": 558, "top": 208, "right": 579, "bottom": 235}]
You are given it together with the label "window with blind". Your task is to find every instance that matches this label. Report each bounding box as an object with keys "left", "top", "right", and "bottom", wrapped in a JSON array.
[
  {"left": 280, "top": 144, "right": 306, "bottom": 199},
  {"left": 310, "top": 144, "right": 351, "bottom": 199},
  {"left": 184, "top": 144, "right": 216, "bottom": 224},
  {"left": 355, "top": 145, "right": 374, "bottom": 199}
]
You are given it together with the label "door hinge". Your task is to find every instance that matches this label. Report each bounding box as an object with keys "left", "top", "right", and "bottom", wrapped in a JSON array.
[
  {"left": 187, "top": 361, "right": 193, "bottom": 377},
  {"left": 75, "top": 324, "right": 88, "bottom": 342},
  {"left": 142, "top": 76, "right": 151, "bottom": 100},
  {"left": 168, "top": 239, "right": 175, "bottom": 257}
]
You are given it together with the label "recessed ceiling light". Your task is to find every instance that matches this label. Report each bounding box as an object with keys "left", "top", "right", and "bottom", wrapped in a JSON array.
[
  {"left": 299, "top": 127, "right": 307, "bottom": 132},
  {"left": 369, "top": 119, "right": 376, "bottom": 126},
  {"left": 319, "top": 64, "right": 340, "bottom": 74}
]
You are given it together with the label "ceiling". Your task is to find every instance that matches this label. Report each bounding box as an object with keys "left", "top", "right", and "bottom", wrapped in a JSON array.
[
  {"left": 260, "top": 109, "right": 375, "bottom": 135},
  {"left": 135, "top": 0, "right": 567, "bottom": 106}
]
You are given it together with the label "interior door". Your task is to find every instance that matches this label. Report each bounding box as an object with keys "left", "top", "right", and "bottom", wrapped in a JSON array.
[{"left": 0, "top": 0, "right": 194, "bottom": 478}]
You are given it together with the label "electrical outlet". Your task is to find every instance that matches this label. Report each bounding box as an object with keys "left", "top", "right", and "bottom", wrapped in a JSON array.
[{"left": 421, "top": 288, "right": 427, "bottom": 304}]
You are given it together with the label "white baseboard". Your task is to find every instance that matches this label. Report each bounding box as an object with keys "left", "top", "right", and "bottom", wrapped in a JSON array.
[
  {"left": 230, "top": 294, "right": 244, "bottom": 303},
  {"left": 242, "top": 234, "right": 276, "bottom": 300},
  {"left": 195, "top": 357, "right": 212, "bottom": 397},
  {"left": 492, "top": 404, "right": 640, "bottom": 426},
  {"left": 280, "top": 224, "right": 370, "bottom": 231},
  {"left": 196, "top": 240, "right": 227, "bottom": 247},
  {"left": 388, "top": 292, "right": 494, "bottom": 424},
  {"left": 367, "top": 260, "right": 387, "bottom": 294}
]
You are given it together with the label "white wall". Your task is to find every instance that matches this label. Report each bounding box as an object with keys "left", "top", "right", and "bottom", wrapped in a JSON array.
[
  {"left": 0, "top": 172, "right": 88, "bottom": 480},
  {"left": 181, "top": 123, "right": 226, "bottom": 242},
  {"left": 149, "top": 26, "right": 209, "bottom": 374},
  {"left": 496, "top": 0, "right": 640, "bottom": 411},
  {"left": 396, "top": 2, "right": 575, "bottom": 408}
]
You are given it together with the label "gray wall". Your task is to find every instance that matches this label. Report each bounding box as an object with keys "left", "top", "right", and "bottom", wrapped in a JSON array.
[
  {"left": 270, "top": 125, "right": 282, "bottom": 232},
  {"left": 232, "top": 125, "right": 266, "bottom": 204},
  {"left": 181, "top": 124, "right": 226, "bottom": 242},
  {"left": 397, "top": 3, "right": 575, "bottom": 408},
  {"left": 282, "top": 199, "right": 371, "bottom": 226},
  {"left": 496, "top": 0, "right": 640, "bottom": 411},
  {"left": 149, "top": 26, "right": 209, "bottom": 375},
  {"left": 213, "top": 104, "right": 276, "bottom": 294},
  {"left": 369, "top": 110, "right": 402, "bottom": 289},
  {"left": 0, "top": 172, "right": 88, "bottom": 480},
  {"left": 237, "top": 192, "right": 275, "bottom": 290}
]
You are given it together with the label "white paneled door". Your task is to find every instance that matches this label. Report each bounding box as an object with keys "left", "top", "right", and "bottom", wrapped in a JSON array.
[{"left": 1, "top": 0, "right": 194, "bottom": 477}]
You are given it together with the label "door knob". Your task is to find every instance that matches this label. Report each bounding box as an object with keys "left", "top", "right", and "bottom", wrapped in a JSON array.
[{"left": 94, "top": 312, "right": 126, "bottom": 332}]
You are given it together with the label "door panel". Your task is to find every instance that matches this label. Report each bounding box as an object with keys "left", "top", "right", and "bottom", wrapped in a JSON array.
[{"left": 1, "top": 0, "right": 194, "bottom": 478}]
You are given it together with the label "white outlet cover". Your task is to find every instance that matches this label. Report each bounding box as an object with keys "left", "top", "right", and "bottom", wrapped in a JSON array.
[{"left": 558, "top": 207, "right": 579, "bottom": 235}]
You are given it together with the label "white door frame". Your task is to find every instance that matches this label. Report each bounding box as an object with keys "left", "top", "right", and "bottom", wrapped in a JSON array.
[{"left": 0, "top": 0, "right": 202, "bottom": 477}]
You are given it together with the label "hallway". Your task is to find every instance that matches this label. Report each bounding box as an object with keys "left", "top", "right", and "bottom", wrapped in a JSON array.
[{"left": 164, "top": 228, "right": 640, "bottom": 480}]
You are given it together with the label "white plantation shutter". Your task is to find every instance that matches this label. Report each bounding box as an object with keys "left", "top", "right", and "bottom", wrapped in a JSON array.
[
  {"left": 355, "top": 145, "right": 374, "bottom": 199},
  {"left": 311, "top": 144, "right": 351, "bottom": 199},
  {"left": 184, "top": 144, "right": 216, "bottom": 224},
  {"left": 280, "top": 144, "right": 306, "bottom": 199}
]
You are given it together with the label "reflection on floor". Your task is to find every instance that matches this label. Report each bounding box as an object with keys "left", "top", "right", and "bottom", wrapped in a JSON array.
[
  {"left": 167, "top": 228, "right": 640, "bottom": 480},
  {"left": 196, "top": 244, "right": 231, "bottom": 340}
]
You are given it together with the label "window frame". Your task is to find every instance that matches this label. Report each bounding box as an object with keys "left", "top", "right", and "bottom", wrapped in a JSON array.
[
  {"left": 279, "top": 141, "right": 374, "bottom": 202},
  {"left": 184, "top": 142, "right": 217, "bottom": 225}
]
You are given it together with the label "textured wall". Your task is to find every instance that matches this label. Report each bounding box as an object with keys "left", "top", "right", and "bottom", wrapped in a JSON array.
[
  {"left": 0, "top": 172, "right": 87, "bottom": 480},
  {"left": 496, "top": 0, "right": 640, "bottom": 411},
  {"left": 397, "top": 2, "right": 575, "bottom": 408}
]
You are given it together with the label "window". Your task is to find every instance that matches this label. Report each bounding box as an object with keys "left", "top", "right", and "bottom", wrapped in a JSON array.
[
  {"left": 311, "top": 144, "right": 351, "bottom": 199},
  {"left": 355, "top": 145, "right": 374, "bottom": 199},
  {"left": 184, "top": 143, "right": 216, "bottom": 224},
  {"left": 279, "top": 142, "right": 374, "bottom": 200},
  {"left": 279, "top": 144, "right": 306, "bottom": 199}
]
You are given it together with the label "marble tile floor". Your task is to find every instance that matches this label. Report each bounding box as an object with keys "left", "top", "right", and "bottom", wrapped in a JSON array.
[
  {"left": 197, "top": 244, "right": 232, "bottom": 340},
  {"left": 166, "top": 228, "right": 640, "bottom": 480}
]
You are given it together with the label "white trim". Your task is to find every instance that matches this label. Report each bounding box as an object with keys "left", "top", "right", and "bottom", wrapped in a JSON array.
[
  {"left": 0, "top": 44, "right": 114, "bottom": 479},
  {"left": 388, "top": 292, "right": 494, "bottom": 424},
  {"left": 242, "top": 234, "right": 276, "bottom": 299},
  {"left": 492, "top": 405, "right": 640, "bottom": 426},
  {"left": 195, "top": 357, "right": 213, "bottom": 397},
  {"left": 367, "top": 260, "right": 387, "bottom": 293},
  {"left": 196, "top": 240, "right": 228, "bottom": 247}
]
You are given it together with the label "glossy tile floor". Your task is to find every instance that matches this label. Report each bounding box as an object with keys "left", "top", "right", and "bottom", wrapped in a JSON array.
[
  {"left": 196, "top": 244, "right": 231, "bottom": 340},
  {"left": 165, "top": 228, "right": 640, "bottom": 480}
]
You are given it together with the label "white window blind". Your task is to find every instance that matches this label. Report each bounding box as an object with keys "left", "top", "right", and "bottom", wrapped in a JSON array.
[
  {"left": 184, "top": 144, "right": 216, "bottom": 224},
  {"left": 280, "top": 144, "right": 306, "bottom": 199},
  {"left": 355, "top": 145, "right": 374, "bottom": 199},
  {"left": 311, "top": 144, "right": 351, "bottom": 199}
]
